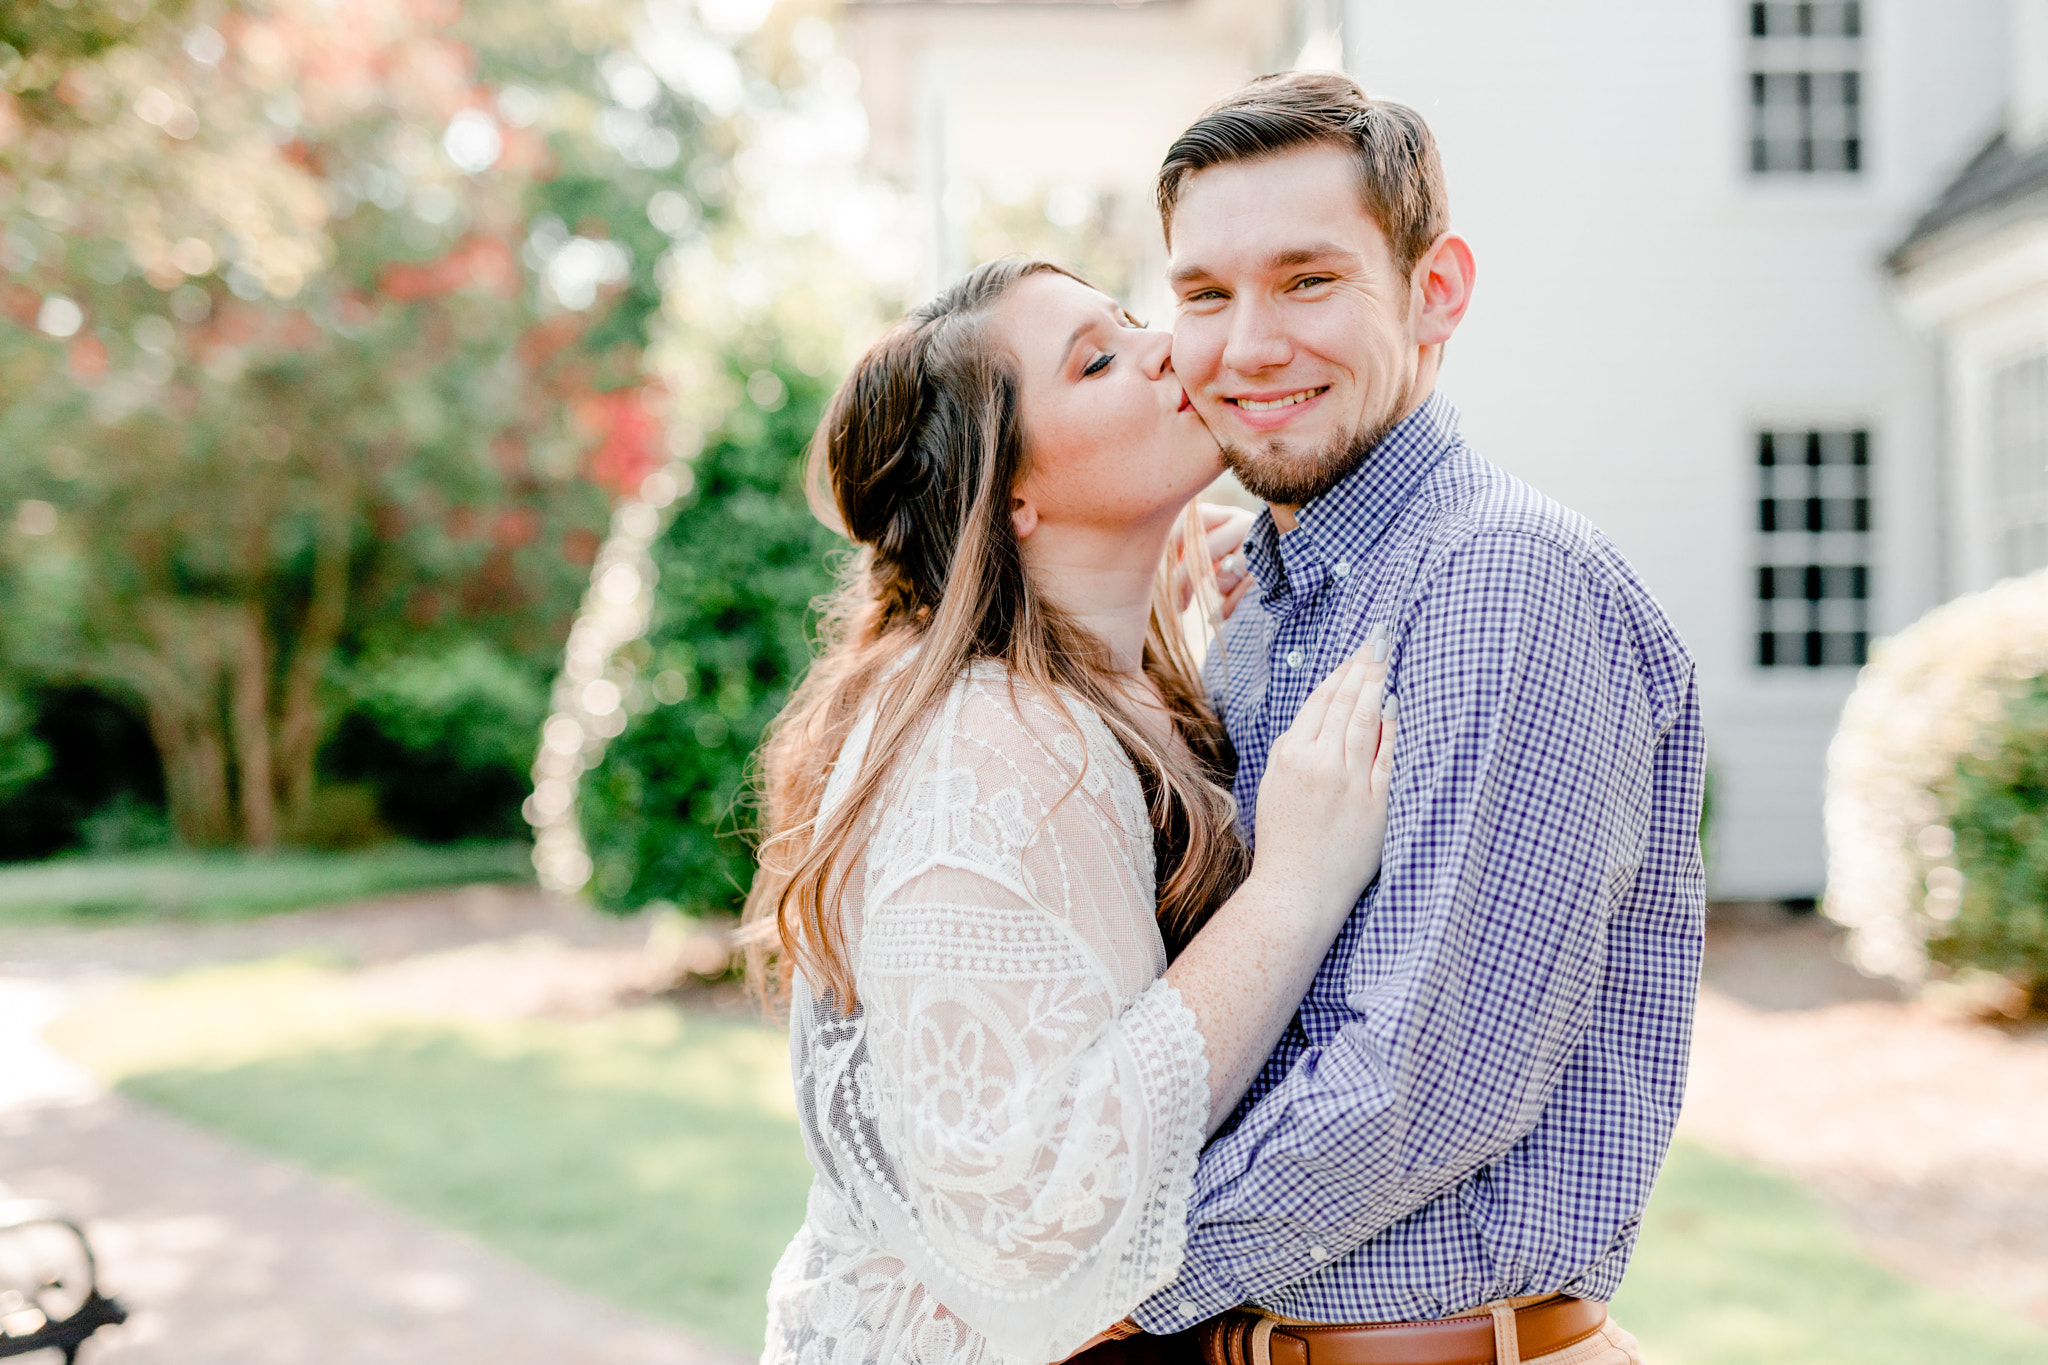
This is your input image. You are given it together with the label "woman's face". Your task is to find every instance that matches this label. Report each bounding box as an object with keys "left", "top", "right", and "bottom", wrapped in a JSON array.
[{"left": 992, "top": 271, "right": 1223, "bottom": 539}]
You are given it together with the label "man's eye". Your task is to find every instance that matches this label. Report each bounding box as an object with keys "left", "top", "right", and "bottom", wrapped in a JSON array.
[
  {"left": 1293, "top": 276, "right": 1335, "bottom": 291},
  {"left": 1082, "top": 353, "right": 1113, "bottom": 377}
]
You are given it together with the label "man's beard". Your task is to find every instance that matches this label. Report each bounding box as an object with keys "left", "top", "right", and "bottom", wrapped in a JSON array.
[{"left": 1217, "top": 408, "right": 1401, "bottom": 507}]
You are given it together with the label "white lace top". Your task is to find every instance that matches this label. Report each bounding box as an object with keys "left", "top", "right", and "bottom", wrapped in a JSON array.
[{"left": 761, "top": 663, "right": 1212, "bottom": 1365}]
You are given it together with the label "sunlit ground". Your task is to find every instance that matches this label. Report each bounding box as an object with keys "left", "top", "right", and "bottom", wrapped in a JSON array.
[{"left": 42, "top": 953, "right": 2048, "bottom": 1362}]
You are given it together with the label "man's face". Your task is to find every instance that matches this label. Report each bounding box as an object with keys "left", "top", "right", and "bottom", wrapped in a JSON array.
[{"left": 1167, "top": 144, "right": 1425, "bottom": 507}]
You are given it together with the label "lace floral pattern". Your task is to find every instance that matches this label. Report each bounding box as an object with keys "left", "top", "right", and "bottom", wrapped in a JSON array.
[{"left": 763, "top": 665, "right": 1211, "bottom": 1365}]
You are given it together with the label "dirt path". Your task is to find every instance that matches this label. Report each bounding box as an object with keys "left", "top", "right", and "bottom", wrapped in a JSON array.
[
  {"left": 0, "top": 887, "right": 746, "bottom": 1365},
  {"left": 1686, "top": 904, "right": 2048, "bottom": 1326}
]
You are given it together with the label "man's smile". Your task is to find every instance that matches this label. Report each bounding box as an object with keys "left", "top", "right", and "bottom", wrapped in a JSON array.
[
  {"left": 1229, "top": 386, "right": 1330, "bottom": 412},
  {"left": 1218, "top": 384, "right": 1332, "bottom": 431}
]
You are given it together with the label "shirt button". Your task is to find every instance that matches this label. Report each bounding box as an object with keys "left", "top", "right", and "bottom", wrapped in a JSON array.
[
  {"left": 1285, "top": 649, "right": 1304, "bottom": 669},
  {"left": 1308, "top": 1245, "right": 1328, "bottom": 1262},
  {"left": 1333, "top": 560, "right": 1351, "bottom": 578},
  {"left": 1176, "top": 1301, "right": 1198, "bottom": 1318}
]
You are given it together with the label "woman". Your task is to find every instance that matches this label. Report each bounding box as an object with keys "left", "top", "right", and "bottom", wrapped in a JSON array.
[{"left": 746, "top": 258, "right": 1396, "bottom": 1365}]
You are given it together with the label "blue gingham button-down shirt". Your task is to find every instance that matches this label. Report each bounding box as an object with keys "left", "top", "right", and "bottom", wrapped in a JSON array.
[{"left": 1135, "top": 392, "right": 1706, "bottom": 1330}]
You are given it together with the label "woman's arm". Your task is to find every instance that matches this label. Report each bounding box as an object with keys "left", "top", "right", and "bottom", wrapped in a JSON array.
[{"left": 1166, "top": 640, "right": 1397, "bottom": 1131}]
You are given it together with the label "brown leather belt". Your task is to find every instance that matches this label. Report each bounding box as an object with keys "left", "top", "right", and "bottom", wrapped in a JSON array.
[{"left": 1192, "top": 1295, "right": 1607, "bottom": 1365}]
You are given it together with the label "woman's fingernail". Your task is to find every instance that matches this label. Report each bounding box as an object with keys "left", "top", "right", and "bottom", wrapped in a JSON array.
[
  {"left": 1382, "top": 696, "right": 1398, "bottom": 721},
  {"left": 1372, "top": 634, "right": 1390, "bottom": 663}
]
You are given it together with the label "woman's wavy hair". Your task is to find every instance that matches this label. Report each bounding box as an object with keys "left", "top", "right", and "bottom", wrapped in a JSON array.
[{"left": 742, "top": 257, "right": 1249, "bottom": 1010}]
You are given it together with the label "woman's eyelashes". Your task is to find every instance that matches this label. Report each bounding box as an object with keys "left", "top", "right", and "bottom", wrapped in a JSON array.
[{"left": 1078, "top": 312, "right": 1142, "bottom": 377}]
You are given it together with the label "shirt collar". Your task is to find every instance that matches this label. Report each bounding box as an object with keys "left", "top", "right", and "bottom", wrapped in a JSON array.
[{"left": 1241, "top": 390, "right": 1462, "bottom": 608}]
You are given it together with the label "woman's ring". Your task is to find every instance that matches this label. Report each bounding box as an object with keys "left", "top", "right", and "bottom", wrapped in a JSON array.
[{"left": 1219, "top": 553, "right": 1244, "bottom": 577}]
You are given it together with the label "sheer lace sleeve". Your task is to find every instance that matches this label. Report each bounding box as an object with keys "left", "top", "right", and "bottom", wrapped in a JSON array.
[{"left": 789, "top": 667, "right": 1211, "bottom": 1365}]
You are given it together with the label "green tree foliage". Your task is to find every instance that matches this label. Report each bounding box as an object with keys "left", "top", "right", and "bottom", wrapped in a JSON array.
[
  {"left": 578, "top": 352, "right": 837, "bottom": 914},
  {"left": 0, "top": 0, "right": 735, "bottom": 849},
  {"left": 0, "top": 0, "right": 189, "bottom": 68},
  {"left": 326, "top": 640, "right": 546, "bottom": 843},
  {"left": 1934, "top": 676, "right": 2048, "bottom": 1007},
  {"left": 0, "top": 683, "right": 46, "bottom": 799}
]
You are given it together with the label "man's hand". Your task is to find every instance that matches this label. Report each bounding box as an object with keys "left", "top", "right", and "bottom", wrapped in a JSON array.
[{"left": 1176, "top": 503, "right": 1256, "bottom": 619}]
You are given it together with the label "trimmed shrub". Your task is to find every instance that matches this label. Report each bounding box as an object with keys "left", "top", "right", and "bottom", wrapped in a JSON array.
[
  {"left": 1824, "top": 567, "right": 2048, "bottom": 982},
  {"left": 1931, "top": 678, "right": 2048, "bottom": 1005},
  {"left": 577, "top": 356, "right": 839, "bottom": 915}
]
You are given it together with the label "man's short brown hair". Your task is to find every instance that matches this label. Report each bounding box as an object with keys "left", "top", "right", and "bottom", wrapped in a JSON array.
[{"left": 1156, "top": 70, "right": 1449, "bottom": 276}]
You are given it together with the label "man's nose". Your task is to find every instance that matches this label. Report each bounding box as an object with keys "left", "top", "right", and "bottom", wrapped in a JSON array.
[{"left": 1222, "top": 297, "right": 1292, "bottom": 376}]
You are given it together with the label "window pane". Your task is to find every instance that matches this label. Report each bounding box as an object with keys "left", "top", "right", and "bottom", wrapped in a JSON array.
[
  {"left": 1748, "top": 5, "right": 1863, "bottom": 175},
  {"left": 1990, "top": 354, "right": 2048, "bottom": 577},
  {"left": 1755, "top": 428, "right": 1872, "bottom": 669}
]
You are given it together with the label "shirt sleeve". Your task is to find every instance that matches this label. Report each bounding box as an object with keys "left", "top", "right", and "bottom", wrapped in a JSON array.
[
  {"left": 1135, "top": 530, "right": 1674, "bottom": 1332},
  {"left": 848, "top": 679, "right": 1212, "bottom": 1362}
]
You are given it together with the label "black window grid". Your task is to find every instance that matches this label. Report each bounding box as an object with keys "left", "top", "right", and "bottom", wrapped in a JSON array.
[
  {"left": 1755, "top": 429, "right": 1871, "bottom": 669},
  {"left": 1750, "top": 2, "right": 1861, "bottom": 38},
  {"left": 1747, "top": 2, "right": 1863, "bottom": 175}
]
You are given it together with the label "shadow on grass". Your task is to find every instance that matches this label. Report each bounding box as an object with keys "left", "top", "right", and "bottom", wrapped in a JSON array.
[
  {"left": 1615, "top": 1139, "right": 2048, "bottom": 1364},
  {"left": 113, "top": 1009, "right": 809, "bottom": 1351}
]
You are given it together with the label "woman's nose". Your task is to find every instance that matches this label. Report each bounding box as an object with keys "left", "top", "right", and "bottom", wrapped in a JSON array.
[{"left": 1142, "top": 327, "right": 1175, "bottom": 379}]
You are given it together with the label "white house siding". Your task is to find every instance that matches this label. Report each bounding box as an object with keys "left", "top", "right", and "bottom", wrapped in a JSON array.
[
  {"left": 839, "top": 0, "right": 1292, "bottom": 310},
  {"left": 1340, "top": 0, "right": 2007, "bottom": 897},
  {"left": 834, "top": 0, "right": 2015, "bottom": 900}
]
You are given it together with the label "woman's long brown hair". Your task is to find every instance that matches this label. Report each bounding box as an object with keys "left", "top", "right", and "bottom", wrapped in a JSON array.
[{"left": 742, "top": 258, "right": 1249, "bottom": 1010}]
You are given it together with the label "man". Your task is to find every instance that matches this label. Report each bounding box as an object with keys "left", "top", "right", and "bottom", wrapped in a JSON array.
[{"left": 1099, "top": 72, "right": 1706, "bottom": 1365}]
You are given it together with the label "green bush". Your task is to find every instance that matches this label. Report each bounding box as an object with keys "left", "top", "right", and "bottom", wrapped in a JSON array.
[
  {"left": 0, "top": 688, "right": 50, "bottom": 804},
  {"left": 1933, "top": 676, "right": 2048, "bottom": 1005},
  {"left": 578, "top": 356, "right": 840, "bottom": 915},
  {"left": 0, "top": 686, "right": 166, "bottom": 861},
  {"left": 323, "top": 642, "right": 549, "bottom": 845}
]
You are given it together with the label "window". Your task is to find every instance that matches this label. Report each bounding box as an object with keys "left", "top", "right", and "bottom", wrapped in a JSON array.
[
  {"left": 1755, "top": 428, "right": 1871, "bottom": 668},
  {"left": 1748, "top": 2, "right": 1864, "bottom": 174},
  {"left": 1990, "top": 355, "right": 2048, "bottom": 578}
]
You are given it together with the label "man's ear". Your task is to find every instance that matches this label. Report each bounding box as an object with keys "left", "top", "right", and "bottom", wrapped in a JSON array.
[
  {"left": 1010, "top": 494, "right": 1039, "bottom": 540},
  {"left": 1413, "top": 232, "right": 1476, "bottom": 347}
]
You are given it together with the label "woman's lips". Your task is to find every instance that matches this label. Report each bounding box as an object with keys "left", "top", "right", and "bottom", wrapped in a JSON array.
[{"left": 1177, "top": 389, "right": 1193, "bottom": 413}]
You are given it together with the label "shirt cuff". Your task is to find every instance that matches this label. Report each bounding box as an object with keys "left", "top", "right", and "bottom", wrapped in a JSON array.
[{"left": 1132, "top": 1253, "right": 1247, "bottom": 1334}]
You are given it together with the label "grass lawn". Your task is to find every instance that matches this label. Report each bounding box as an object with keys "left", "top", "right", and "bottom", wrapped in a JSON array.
[
  {"left": 46, "top": 957, "right": 810, "bottom": 1351},
  {"left": 0, "top": 842, "right": 532, "bottom": 925},
  {"left": 48, "top": 958, "right": 2048, "bottom": 1361},
  {"left": 1612, "top": 1139, "right": 2048, "bottom": 1364}
]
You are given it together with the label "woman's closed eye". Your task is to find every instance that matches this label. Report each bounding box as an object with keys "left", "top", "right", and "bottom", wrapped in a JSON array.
[{"left": 1081, "top": 352, "right": 1114, "bottom": 377}]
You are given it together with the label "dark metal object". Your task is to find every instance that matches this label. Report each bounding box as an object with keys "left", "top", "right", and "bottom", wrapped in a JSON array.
[{"left": 0, "top": 1200, "right": 126, "bottom": 1363}]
